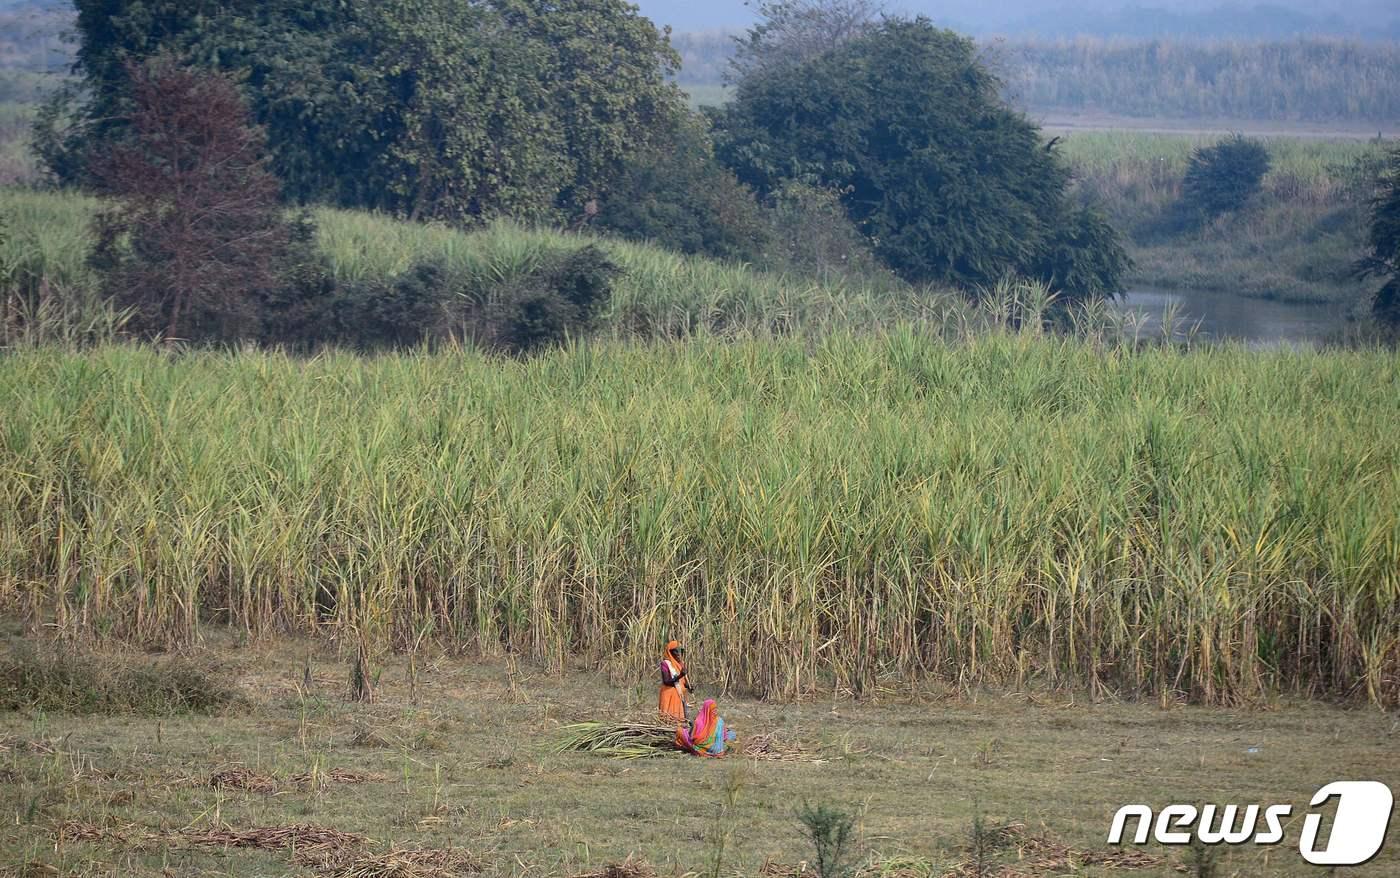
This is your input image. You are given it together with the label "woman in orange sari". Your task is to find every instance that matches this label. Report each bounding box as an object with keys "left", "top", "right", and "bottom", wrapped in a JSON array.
[{"left": 658, "top": 640, "right": 689, "bottom": 722}]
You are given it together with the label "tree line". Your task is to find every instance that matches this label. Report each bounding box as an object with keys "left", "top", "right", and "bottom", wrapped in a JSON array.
[
  {"left": 16, "top": 0, "right": 1145, "bottom": 348},
  {"left": 673, "top": 31, "right": 1400, "bottom": 124}
]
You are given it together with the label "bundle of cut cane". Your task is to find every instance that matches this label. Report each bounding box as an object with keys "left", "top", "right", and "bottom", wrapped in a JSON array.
[{"left": 553, "top": 720, "right": 680, "bottom": 759}]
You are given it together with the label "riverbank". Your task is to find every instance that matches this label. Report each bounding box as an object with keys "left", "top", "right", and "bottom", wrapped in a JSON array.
[{"left": 3, "top": 636, "right": 1398, "bottom": 878}]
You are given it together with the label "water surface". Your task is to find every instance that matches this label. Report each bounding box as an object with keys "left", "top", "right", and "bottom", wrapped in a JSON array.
[{"left": 1119, "top": 287, "right": 1346, "bottom": 347}]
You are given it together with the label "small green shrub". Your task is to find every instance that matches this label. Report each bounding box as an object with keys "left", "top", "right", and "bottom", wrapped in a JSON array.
[
  {"left": 1185, "top": 832, "right": 1221, "bottom": 878},
  {"left": 260, "top": 240, "right": 621, "bottom": 354},
  {"left": 967, "top": 809, "right": 997, "bottom": 877},
  {"left": 258, "top": 211, "right": 341, "bottom": 348},
  {"left": 0, "top": 644, "right": 237, "bottom": 715},
  {"left": 796, "top": 801, "right": 857, "bottom": 878},
  {"left": 1181, "top": 135, "right": 1271, "bottom": 219},
  {"left": 362, "top": 260, "right": 454, "bottom": 349},
  {"left": 476, "top": 244, "right": 621, "bottom": 354}
]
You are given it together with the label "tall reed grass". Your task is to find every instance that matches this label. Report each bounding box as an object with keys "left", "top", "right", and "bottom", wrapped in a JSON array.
[
  {"left": 2, "top": 336, "right": 1396, "bottom": 703},
  {"left": 312, "top": 208, "right": 933, "bottom": 339}
]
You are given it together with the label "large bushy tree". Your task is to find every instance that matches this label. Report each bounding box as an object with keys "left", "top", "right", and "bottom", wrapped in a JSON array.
[
  {"left": 714, "top": 15, "right": 1129, "bottom": 298},
  {"left": 46, "top": 0, "right": 685, "bottom": 224},
  {"left": 45, "top": 1, "right": 345, "bottom": 198}
]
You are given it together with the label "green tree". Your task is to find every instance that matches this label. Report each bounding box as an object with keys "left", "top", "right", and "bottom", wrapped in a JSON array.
[
  {"left": 715, "top": 17, "right": 1128, "bottom": 298},
  {"left": 596, "top": 115, "right": 771, "bottom": 263},
  {"left": 1181, "top": 134, "right": 1271, "bottom": 220},
  {"left": 334, "top": 0, "right": 570, "bottom": 223},
  {"left": 485, "top": 0, "right": 685, "bottom": 212},
  {"left": 50, "top": 0, "right": 685, "bottom": 224},
  {"left": 728, "top": 0, "right": 882, "bottom": 82},
  {"left": 1033, "top": 206, "right": 1134, "bottom": 302},
  {"left": 48, "top": 0, "right": 355, "bottom": 197},
  {"left": 1360, "top": 147, "right": 1400, "bottom": 328}
]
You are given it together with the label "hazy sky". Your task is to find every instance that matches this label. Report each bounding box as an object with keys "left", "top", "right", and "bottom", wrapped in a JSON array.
[{"left": 633, "top": 1, "right": 1395, "bottom": 35}]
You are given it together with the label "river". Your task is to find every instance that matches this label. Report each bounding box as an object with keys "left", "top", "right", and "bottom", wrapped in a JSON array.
[{"left": 1119, "top": 287, "right": 1348, "bottom": 347}]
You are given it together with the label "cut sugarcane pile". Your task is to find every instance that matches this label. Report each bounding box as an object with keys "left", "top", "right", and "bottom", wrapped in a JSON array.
[{"left": 552, "top": 720, "right": 681, "bottom": 759}]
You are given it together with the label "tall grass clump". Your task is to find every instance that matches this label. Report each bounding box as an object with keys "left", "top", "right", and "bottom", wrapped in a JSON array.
[
  {"left": 0, "top": 643, "right": 237, "bottom": 715},
  {"left": 0, "top": 189, "right": 130, "bottom": 347},
  {"left": 0, "top": 336, "right": 1396, "bottom": 704},
  {"left": 312, "top": 208, "right": 927, "bottom": 340}
]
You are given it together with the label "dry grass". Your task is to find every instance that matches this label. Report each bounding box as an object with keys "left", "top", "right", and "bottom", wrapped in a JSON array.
[
  {"left": 207, "top": 765, "right": 279, "bottom": 794},
  {"left": 571, "top": 857, "right": 656, "bottom": 878},
  {"left": 55, "top": 818, "right": 482, "bottom": 876},
  {"left": 324, "top": 845, "right": 484, "bottom": 878},
  {"left": 57, "top": 818, "right": 369, "bottom": 865},
  {"left": 208, "top": 765, "right": 375, "bottom": 794},
  {"left": 1, "top": 641, "right": 1395, "bottom": 877},
  {"left": 554, "top": 720, "right": 681, "bottom": 759},
  {"left": 0, "top": 644, "right": 238, "bottom": 715},
  {"left": 741, "top": 732, "right": 827, "bottom": 764}
]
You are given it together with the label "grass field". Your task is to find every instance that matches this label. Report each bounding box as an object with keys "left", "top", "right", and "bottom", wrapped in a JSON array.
[
  {"left": 683, "top": 84, "right": 730, "bottom": 110},
  {"left": 1, "top": 47, "right": 1395, "bottom": 878},
  {"left": 2, "top": 637, "right": 1398, "bottom": 878}
]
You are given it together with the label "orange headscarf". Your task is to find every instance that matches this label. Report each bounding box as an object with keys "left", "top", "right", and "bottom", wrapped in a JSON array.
[{"left": 658, "top": 640, "right": 688, "bottom": 722}]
